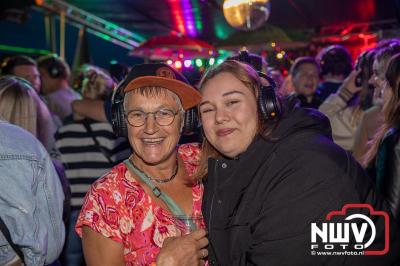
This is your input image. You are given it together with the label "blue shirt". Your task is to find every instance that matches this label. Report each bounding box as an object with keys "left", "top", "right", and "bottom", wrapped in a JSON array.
[{"left": 0, "top": 121, "right": 65, "bottom": 265}]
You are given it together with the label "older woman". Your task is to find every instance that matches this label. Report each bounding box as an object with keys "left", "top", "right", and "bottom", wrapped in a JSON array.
[
  {"left": 197, "top": 60, "right": 400, "bottom": 265},
  {"left": 76, "top": 64, "right": 208, "bottom": 265}
]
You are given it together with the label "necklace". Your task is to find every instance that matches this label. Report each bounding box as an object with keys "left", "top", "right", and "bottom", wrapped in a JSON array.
[{"left": 129, "top": 156, "right": 179, "bottom": 184}]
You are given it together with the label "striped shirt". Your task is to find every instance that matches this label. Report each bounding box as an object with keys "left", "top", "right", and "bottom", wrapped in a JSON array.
[{"left": 55, "top": 119, "right": 131, "bottom": 209}]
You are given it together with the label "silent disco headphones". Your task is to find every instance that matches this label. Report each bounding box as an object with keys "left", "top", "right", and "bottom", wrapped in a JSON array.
[
  {"left": 235, "top": 50, "right": 281, "bottom": 121},
  {"left": 37, "top": 55, "right": 66, "bottom": 79},
  {"left": 111, "top": 63, "right": 201, "bottom": 137}
]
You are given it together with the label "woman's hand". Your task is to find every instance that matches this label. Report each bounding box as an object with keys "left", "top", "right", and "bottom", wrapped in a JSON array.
[
  {"left": 156, "top": 229, "right": 209, "bottom": 266},
  {"left": 342, "top": 70, "right": 363, "bottom": 94}
]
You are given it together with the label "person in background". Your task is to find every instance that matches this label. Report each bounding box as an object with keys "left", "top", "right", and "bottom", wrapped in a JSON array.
[
  {"left": 76, "top": 64, "right": 208, "bottom": 265},
  {"left": 228, "top": 50, "right": 268, "bottom": 73},
  {"left": 70, "top": 62, "right": 129, "bottom": 125},
  {"left": 363, "top": 53, "right": 400, "bottom": 224},
  {"left": 319, "top": 50, "right": 376, "bottom": 152},
  {"left": 56, "top": 67, "right": 130, "bottom": 266},
  {"left": 0, "top": 76, "right": 57, "bottom": 152},
  {"left": 37, "top": 55, "right": 81, "bottom": 121},
  {"left": 353, "top": 41, "right": 400, "bottom": 162},
  {"left": 0, "top": 75, "right": 70, "bottom": 225},
  {"left": 0, "top": 119, "right": 65, "bottom": 266},
  {"left": 197, "top": 60, "right": 400, "bottom": 265},
  {"left": 267, "top": 67, "right": 283, "bottom": 91},
  {"left": 316, "top": 45, "right": 353, "bottom": 102},
  {"left": 289, "top": 56, "right": 321, "bottom": 108},
  {"left": 0, "top": 55, "right": 41, "bottom": 92}
]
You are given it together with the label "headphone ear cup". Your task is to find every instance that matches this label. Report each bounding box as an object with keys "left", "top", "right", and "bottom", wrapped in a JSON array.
[
  {"left": 258, "top": 86, "right": 280, "bottom": 121},
  {"left": 257, "top": 72, "right": 281, "bottom": 121},
  {"left": 49, "top": 65, "right": 60, "bottom": 78},
  {"left": 182, "top": 107, "right": 199, "bottom": 135},
  {"left": 46, "top": 57, "right": 64, "bottom": 78},
  {"left": 111, "top": 84, "right": 127, "bottom": 137}
]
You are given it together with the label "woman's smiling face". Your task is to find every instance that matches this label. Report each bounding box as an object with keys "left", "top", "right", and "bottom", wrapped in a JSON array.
[
  {"left": 125, "top": 89, "right": 183, "bottom": 165},
  {"left": 199, "top": 72, "right": 259, "bottom": 158}
]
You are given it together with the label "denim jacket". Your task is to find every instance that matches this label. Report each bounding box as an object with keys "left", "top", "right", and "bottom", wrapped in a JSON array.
[{"left": 0, "top": 121, "right": 65, "bottom": 265}]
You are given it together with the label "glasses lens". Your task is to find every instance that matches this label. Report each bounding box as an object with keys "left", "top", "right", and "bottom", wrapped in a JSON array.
[
  {"left": 155, "top": 109, "right": 175, "bottom": 126},
  {"left": 127, "top": 110, "right": 145, "bottom": 126}
]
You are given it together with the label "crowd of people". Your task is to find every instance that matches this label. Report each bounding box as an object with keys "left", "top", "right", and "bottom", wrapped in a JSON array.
[{"left": 0, "top": 38, "right": 400, "bottom": 266}]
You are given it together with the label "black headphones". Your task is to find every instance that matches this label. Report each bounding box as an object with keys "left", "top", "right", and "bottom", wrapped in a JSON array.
[
  {"left": 111, "top": 79, "right": 199, "bottom": 137},
  {"left": 37, "top": 55, "right": 65, "bottom": 79},
  {"left": 47, "top": 56, "right": 65, "bottom": 78},
  {"left": 111, "top": 79, "right": 128, "bottom": 137},
  {"left": 257, "top": 71, "right": 281, "bottom": 121},
  {"left": 234, "top": 50, "right": 281, "bottom": 121}
]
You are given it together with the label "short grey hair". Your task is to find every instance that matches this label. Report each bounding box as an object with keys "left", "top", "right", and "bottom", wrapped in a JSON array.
[{"left": 123, "top": 86, "right": 185, "bottom": 130}]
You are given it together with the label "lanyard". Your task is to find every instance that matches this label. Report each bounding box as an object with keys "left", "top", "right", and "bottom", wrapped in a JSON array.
[{"left": 124, "top": 159, "right": 196, "bottom": 229}]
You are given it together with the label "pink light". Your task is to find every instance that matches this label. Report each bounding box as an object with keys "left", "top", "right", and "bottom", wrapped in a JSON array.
[
  {"left": 168, "top": 0, "right": 197, "bottom": 37},
  {"left": 168, "top": 0, "right": 186, "bottom": 35},
  {"left": 184, "top": 60, "right": 192, "bottom": 67}
]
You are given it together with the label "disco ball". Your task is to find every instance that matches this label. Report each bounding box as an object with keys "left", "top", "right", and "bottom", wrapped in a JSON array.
[{"left": 223, "top": 0, "right": 271, "bottom": 31}]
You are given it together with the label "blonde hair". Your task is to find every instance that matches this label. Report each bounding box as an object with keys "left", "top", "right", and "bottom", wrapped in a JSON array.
[
  {"left": 82, "top": 67, "right": 115, "bottom": 100},
  {"left": 0, "top": 77, "right": 37, "bottom": 135},
  {"left": 0, "top": 76, "right": 55, "bottom": 149}
]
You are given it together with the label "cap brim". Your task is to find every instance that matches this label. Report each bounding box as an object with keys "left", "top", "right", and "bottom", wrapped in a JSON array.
[{"left": 124, "top": 76, "right": 201, "bottom": 110}]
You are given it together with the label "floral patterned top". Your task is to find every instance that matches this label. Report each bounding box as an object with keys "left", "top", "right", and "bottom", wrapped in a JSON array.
[{"left": 76, "top": 143, "right": 203, "bottom": 265}]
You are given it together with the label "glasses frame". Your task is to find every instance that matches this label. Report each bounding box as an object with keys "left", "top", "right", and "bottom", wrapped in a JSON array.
[{"left": 125, "top": 108, "right": 179, "bottom": 127}]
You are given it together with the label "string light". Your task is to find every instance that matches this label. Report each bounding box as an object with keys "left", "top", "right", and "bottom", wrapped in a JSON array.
[
  {"left": 195, "top": 58, "right": 203, "bottom": 67},
  {"left": 167, "top": 56, "right": 230, "bottom": 69},
  {"left": 184, "top": 60, "right": 192, "bottom": 67},
  {"left": 174, "top": 61, "right": 182, "bottom": 69},
  {"left": 209, "top": 57, "right": 215, "bottom": 65}
]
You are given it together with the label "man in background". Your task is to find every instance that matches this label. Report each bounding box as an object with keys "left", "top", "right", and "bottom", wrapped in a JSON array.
[
  {"left": 37, "top": 55, "right": 81, "bottom": 121},
  {"left": 0, "top": 55, "right": 41, "bottom": 92},
  {"left": 290, "top": 56, "right": 322, "bottom": 108},
  {"left": 316, "top": 45, "right": 353, "bottom": 102}
]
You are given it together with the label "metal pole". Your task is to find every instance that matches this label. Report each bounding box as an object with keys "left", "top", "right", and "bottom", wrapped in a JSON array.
[{"left": 60, "top": 11, "right": 66, "bottom": 59}]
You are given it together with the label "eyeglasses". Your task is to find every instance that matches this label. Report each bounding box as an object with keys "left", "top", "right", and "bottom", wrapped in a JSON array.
[{"left": 125, "top": 109, "right": 179, "bottom": 127}]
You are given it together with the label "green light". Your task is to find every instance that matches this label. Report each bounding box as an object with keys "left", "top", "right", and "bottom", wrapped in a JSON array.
[
  {"left": 110, "top": 60, "right": 118, "bottom": 64},
  {"left": 0, "top": 45, "right": 51, "bottom": 55},
  {"left": 195, "top": 58, "right": 203, "bottom": 67},
  {"left": 214, "top": 17, "right": 233, "bottom": 40},
  {"left": 217, "top": 58, "right": 224, "bottom": 65},
  {"left": 190, "top": 0, "right": 203, "bottom": 32},
  {"left": 103, "top": 21, "right": 145, "bottom": 42},
  {"left": 209, "top": 57, "right": 215, "bottom": 65},
  {"left": 90, "top": 30, "right": 111, "bottom": 41}
]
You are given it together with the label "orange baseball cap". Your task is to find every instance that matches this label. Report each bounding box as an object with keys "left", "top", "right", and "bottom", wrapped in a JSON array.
[{"left": 123, "top": 63, "right": 201, "bottom": 110}]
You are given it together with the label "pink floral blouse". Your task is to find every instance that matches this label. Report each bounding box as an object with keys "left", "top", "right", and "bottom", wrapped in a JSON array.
[{"left": 76, "top": 143, "right": 203, "bottom": 265}]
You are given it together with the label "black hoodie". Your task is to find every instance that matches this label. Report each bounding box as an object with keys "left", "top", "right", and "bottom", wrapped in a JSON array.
[{"left": 202, "top": 106, "right": 400, "bottom": 266}]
